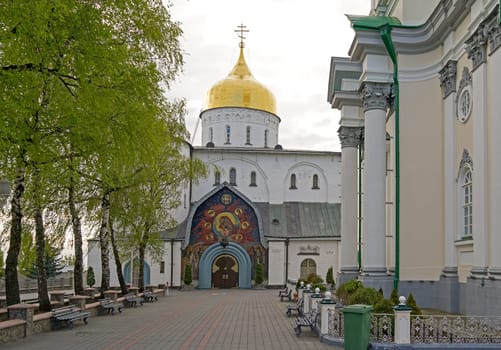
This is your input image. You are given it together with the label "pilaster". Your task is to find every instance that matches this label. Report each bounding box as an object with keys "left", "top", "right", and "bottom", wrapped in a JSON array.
[
  {"left": 466, "top": 25, "right": 489, "bottom": 277},
  {"left": 438, "top": 60, "right": 458, "bottom": 277}
]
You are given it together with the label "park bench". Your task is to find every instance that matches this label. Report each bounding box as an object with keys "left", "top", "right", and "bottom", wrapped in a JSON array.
[
  {"left": 280, "top": 289, "right": 292, "bottom": 302},
  {"left": 51, "top": 305, "right": 89, "bottom": 329},
  {"left": 124, "top": 293, "right": 144, "bottom": 307},
  {"left": 294, "top": 310, "right": 319, "bottom": 336},
  {"left": 98, "top": 298, "right": 123, "bottom": 315},
  {"left": 143, "top": 291, "right": 158, "bottom": 303},
  {"left": 278, "top": 286, "right": 288, "bottom": 297},
  {"left": 21, "top": 298, "right": 39, "bottom": 304},
  {"left": 286, "top": 297, "right": 303, "bottom": 317}
]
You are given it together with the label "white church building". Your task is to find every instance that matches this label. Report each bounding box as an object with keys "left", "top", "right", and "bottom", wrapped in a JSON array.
[
  {"left": 88, "top": 31, "right": 342, "bottom": 290},
  {"left": 329, "top": 0, "right": 501, "bottom": 315}
]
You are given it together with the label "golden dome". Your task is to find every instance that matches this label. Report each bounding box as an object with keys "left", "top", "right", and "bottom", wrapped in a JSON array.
[{"left": 205, "top": 46, "right": 276, "bottom": 114}]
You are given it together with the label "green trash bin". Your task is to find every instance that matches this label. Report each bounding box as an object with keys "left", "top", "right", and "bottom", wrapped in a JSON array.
[{"left": 343, "top": 304, "right": 372, "bottom": 350}]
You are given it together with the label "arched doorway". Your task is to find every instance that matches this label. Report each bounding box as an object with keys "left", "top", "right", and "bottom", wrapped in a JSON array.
[{"left": 212, "top": 254, "right": 238, "bottom": 288}]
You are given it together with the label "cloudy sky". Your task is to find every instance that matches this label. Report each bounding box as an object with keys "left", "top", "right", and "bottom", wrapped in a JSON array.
[{"left": 168, "top": 0, "right": 371, "bottom": 151}]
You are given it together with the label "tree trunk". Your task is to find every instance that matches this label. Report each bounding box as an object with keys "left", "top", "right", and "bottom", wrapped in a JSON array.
[
  {"left": 99, "top": 192, "right": 111, "bottom": 296},
  {"left": 138, "top": 227, "right": 150, "bottom": 292},
  {"left": 68, "top": 179, "right": 84, "bottom": 295},
  {"left": 34, "top": 204, "right": 51, "bottom": 311},
  {"left": 110, "top": 222, "right": 128, "bottom": 295},
  {"left": 5, "top": 170, "right": 25, "bottom": 306}
]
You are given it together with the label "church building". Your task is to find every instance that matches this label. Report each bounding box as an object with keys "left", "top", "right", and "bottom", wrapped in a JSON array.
[
  {"left": 329, "top": 0, "right": 501, "bottom": 315},
  {"left": 88, "top": 26, "right": 342, "bottom": 290}
]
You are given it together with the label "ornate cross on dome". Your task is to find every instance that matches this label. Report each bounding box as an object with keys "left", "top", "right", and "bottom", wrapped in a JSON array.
[{"left": 234, "top": 24, "right": 249, "bottom": 48}]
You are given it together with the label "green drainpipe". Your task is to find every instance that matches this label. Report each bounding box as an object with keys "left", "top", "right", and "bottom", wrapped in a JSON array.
[
  {"left": 358, "top": 144, "right": 362, "bottom": 270},
  {"left": 351, "top": 16, "right": 403, "bottom": 291}
]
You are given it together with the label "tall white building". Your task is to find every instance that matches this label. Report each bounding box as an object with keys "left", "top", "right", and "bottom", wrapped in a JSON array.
[
  {"left": 88, "top": 31, "right": 342, "bottom": 290},
  {"left": 329, "top": 0, "right": 501, "bottom": 315}
]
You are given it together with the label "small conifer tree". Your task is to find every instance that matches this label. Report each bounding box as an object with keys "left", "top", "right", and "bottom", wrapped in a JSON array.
[
  {"left": 390, "top": 288, "right": 399, "bottom": 305},
  {"left": 255, "top": 263, "right": 264, "bottom": 285},
  {"left": 407, "top": 293, "right": 422, "bottom": 315},
  {"left": 86, "top": 266, "right": 95, "bottom": 287},
  {"left": 183, "top": 263, "right": 192, "bottom": 286},
  {"left": 326, "top": 267, "right": 335, "bottom": 288}
]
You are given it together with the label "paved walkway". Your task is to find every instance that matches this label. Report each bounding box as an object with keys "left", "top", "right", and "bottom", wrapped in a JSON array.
[{"left": 3, "top": 289, "right": 342, "bottom": 350}]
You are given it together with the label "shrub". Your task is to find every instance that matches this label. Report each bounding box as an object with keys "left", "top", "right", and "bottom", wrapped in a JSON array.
[
  {"left": 326, "top": 267, "right": 335, "bottom": 288},
  {"left": 86, "top": 266, "right": 95, "bottom": 287},
  {"left": 255, "top": 263, "right": 264, "bottom": 285},
  {"left": 183, "top": 263, "right": 192, "bottom": 286},
  {"left": 407, "top": 293, "right": 422, "bottom": 315},
  {"left": 374, "top": 298, "right": 395, "bottom": 313},
  {"left": 336, "top": 279, "right": 362, "bottom": 305},
  {"left": 390, "top": 288, "right": 399, "bottom": 305},
  {"left": 350, "top": 286, "right": 384, "bottom": 306}
]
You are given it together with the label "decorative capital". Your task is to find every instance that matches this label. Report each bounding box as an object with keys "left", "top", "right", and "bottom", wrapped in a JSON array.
[
  {"left": 359, "top": 82, "right": 393, "bottom": 112},
  {"left": 338, "top": 126, "right": 363, "bottom": 149},
  {"left": 438, "top": 60, "right": 457, "bottom": 99},
  {"left": 465, "top": 24, "right": 488, "bottom": 70},
  {"left": 485, "top": 6, "right": 501, "bottom": 54}
]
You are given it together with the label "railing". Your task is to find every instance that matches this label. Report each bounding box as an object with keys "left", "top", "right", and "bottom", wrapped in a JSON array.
[
  {"left": 0, "top": 276, "right": 73, "bottom": 295},
  {"left": 371, "top": 313, "right": 394, "bottom": 343},
  {"left": 326, "top": 308, "right": 501, "bottom": 345},
  {"left": 411, "top": 315, "right": 501, "bottom": 344},
  {"left": 327, "top": 308, "right": 344, "bottom": 338}
]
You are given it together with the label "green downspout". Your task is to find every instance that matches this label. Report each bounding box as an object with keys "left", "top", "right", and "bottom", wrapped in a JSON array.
[
  {"left": 358, "top": 144, "right": 363, "bottom": 270},
  {"left": 351, "top": 16, "right": 401, "bottom": 291}
]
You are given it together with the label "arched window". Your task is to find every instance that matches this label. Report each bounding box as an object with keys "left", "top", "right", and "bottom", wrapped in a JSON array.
[
  {"left": 300, "top": 259, "right": 317, "bottom": 280},
  {"left": 462, "top": 169, "right": 473, "bottom": 237},
  {"left": 264, "top": 129, "right": 269, "bottom": 148},
  {"left": 246, "top": 126, "right": 251, "bottom": 145},
  {"left": 209, "top": 127, "right": 213, "bottom": 143},
  {"left": 229, "top": 168, "right": 237, "bottom": 186},
  {"left": 312, "top": 174, "right": 319, "bottom": 189},
  {"left": 225, "top": 125, "right": 231, "bottom": 144},
  {"left": 214, "top": 170, "right": 220, "bottom": 186},
  {"left": 250, "top": 171, "right": 257, "bottom": 186},
  {"left": 289, "top": 173, "right": 297, "bottom": 189}
]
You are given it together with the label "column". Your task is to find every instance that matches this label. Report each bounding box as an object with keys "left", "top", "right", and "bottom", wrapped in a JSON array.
[
  {"left": 360, "top": 82, "right": 392, "bottom": 275},
  {"left": 337, "top": 126, "right": 363, "bottom": 284},
  {"left": 466, "top": 25, "right": 489, "bottom": 277},
  {"left": 438, "top": 60, "right": 458, "bottom": 277}
]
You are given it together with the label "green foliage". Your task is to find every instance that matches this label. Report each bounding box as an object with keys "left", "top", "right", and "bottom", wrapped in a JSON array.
[
  {"left": 407, "top": 293, "right": 422, "bottom": 315},
  {"left": 24, "top": 243, "right": 64, "bottom": 279},
  {"left": 255, "top": 263, "right": 264, "bottom": 285},
  {"left": 86, "top": 266, "right": 96, "bottom": 287},
  {"left": 351, "top": 286, "right": 383, "bottom": 306},
  {"left": 183, "top": 264, "right": 192, "bottom": 286},
  {"left": 374, "top": 298, "right": 396, "bottom": 313},
  {"left": 336, "top": 279, "right": 363, "bottom": 304},
  {"left": 326, "top": 267, "right": 335, "bottom": 288},
  {"left": 390, "top": 288, "right": 399, "bottom": 305}
]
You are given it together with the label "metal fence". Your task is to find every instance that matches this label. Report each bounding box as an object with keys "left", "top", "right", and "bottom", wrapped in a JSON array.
[
  {"left": 326, "top": 310, "right": 501, "bottom": 345},
  {"left": 411, "top": 315, "right": 501, "bottom": 344}
]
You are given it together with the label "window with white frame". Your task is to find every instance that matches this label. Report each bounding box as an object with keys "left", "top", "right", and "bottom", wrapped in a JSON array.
[
  {"left": 209, "top": 127, "right": 213, "bottom": 143},
  {"left": 264, "top": 129, "right": 269, "bottom": 148},
  {"left": 214, "top": 170, "right": 220, "bottom": 186},
  {"left": 250, "top": 171, "right": 257, "bottom": 186},
  {"left": 246, "top": 126, "right": 251, "bottom": 145},
  {"left": 462, "top": 169, "right": 472, "bottom": 237},
  {"left": 312, "top": 174, "right": 319, "bottom": 189},
  {"left": 229, "top": 168, "right": 237, "bottom": 186},
  {"left": 289, "top": 173, "right": 297, "bottom": 189},
  {"left": 225, "top": 125, "right": 231, "bottom": 144}
]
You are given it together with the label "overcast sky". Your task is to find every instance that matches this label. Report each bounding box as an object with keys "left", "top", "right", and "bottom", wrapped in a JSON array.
[{"left": 168, "top": 0, "right": 371, "bottom": 151}]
